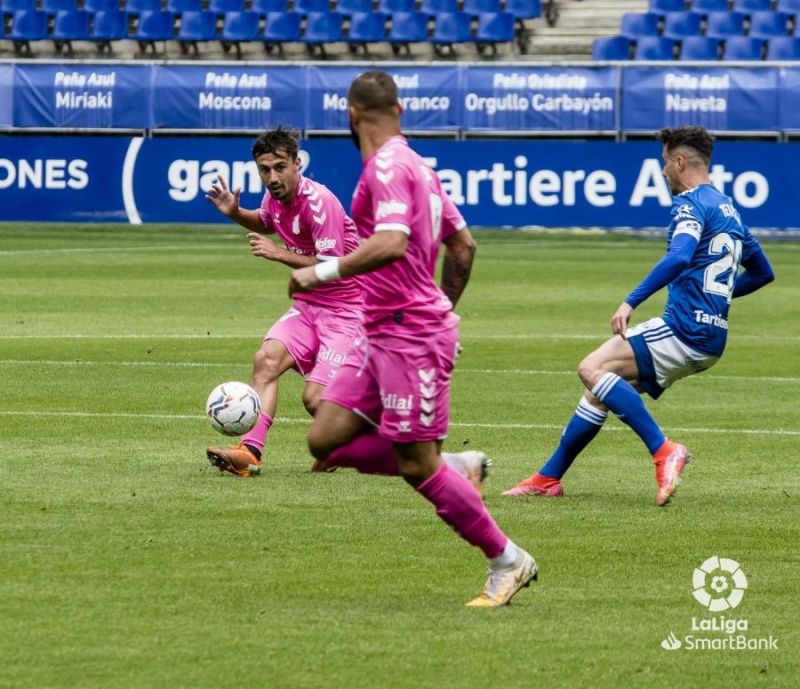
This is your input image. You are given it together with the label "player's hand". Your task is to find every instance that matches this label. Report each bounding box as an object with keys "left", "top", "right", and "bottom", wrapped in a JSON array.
[
  {"left": 205, "top": 175, "right": 241, "bottom": 217},
  {"left": 611, "top": 302, "right": 634, "bottom": 338},
  {"left": 289, "top": 266, "right": 320, "bottom": 295},
  {"left": 247, "top": 233, "right": 281, "bottom": 261}
]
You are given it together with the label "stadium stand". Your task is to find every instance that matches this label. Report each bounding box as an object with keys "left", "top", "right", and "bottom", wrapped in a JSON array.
[
  {"left": 41, "top": 0, "right": 78, "bottom": 17},
  {"left": 776, "top": 0, "right": 800, "bottom": 12},
  {"left": 731, "top": 0, "right": 772, "bottom": 12},
  {"left": 219, "top": 9, "right": 259, "bottom": 56},
  {"left": 165, "top": 0, "right": 202, "bottom": 14},
  {"left": 689, "top": 0, "right": 730, "bottom": 13},
  {"left": 463, "top": 0, "right": 502, "bottom": 17},
  {"left": 475, "top": 10, "right": 517, "bottom": 54},
  {"left": 303, "top": 10, "right": 343, "bottom": 56},
  {"left": 419, "top": 0, "right": 459, "bottom": 16},
  {"left": 134, "top": 9, "right": 175, "bottom": 54},
  {"left": 678, "top": 34, "right": 722, "bottom": 58},
  {"left": 89, "top": 9, "right": 128, "bottom": 53},
  {"left": 377, "top": 0, "right": 416, "bottom": 14},
  {"left": 8, "top": 9, "right": 47, "bottom": 53},
  {"left": 648, "top": 0, "right": 687, "bottom": 12},
  {"left": 334, "top": 0, "right": 373, "bottom": 16},
  {"left": 766, "top": 34, "right": 800, "bottom": 57},
  {"left": 633, "top": 34, "right": 676, "bottom": 57},
  {"left": 261, "top": 10, "right": 301, "bottom": 54},
  {"left": 83, "top": 0, "right": 120, "bottom": 13},
  {"left": 704, "top": 11, "right": 747, "bottom": 38},
  {"left": 387, "top": 10, "right": 429, "bottom": 55},
  {"left": 661, "top": 11, "right": 703, "bottom": 38},
  {"left": 51, "top": 8, "right": 88, "bottom": 54},
  {"left": 346, "top": 10, "right": 387, "bottom": 54},
  {"left": 431, "top": 10, "right": 473, "bottom": 56},
  {"left": 176, "top": 9, "right": 216, "bottom": 54},
  {"left": 722, "top": 34, "right": 765, "bottom": 58},
  {"left": 748, "top": 11, "right": 791, "bottom": 39},
  {"left": 250, "top": 0, "right": 288, "bottom": 15},
  {"left": 126, "top": 0, "right": 161, "bottom": 19},
  {"left": 619, "top": 12, "right": 661, "bottom": 39},
  {"left": 208, "top": 0, "right": 247, "bottom": 17},
  {"left": 592, "top": 34, "right": 632, "bottom": 59}
]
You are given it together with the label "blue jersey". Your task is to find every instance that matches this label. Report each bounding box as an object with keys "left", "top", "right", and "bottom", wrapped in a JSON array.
[{"left": 662, "top": 184, "right": 762, "bottom": 357}]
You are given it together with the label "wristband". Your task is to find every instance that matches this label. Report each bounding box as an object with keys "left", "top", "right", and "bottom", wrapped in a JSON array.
[{"left": 314, "top": 259, "right": 341, "bottom": 282}]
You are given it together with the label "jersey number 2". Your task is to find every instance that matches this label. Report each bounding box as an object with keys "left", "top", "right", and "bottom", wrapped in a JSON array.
[{"left": 703, "top": 233, "right": 742, "bottom": 304}]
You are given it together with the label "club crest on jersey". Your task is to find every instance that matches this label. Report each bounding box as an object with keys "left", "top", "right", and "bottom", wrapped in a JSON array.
[
  {"left": 675, "top": 204, "right": 695, "bottom": 221},
  {"left": 376, "top": 200, "right": 408, "bottom": 219}
]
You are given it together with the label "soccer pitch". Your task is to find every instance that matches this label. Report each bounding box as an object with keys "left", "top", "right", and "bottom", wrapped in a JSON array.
[{"left": 0, "top": 224, "right": 797, "bottom": 689}]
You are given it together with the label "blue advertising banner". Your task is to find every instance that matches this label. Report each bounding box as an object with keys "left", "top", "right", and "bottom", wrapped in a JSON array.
[
  {"left": 621, "top": 66, "right": 781, "bottom": 132},
  {"left": 0, "top": 65, "right": 12, "bottom": 127},
  {"left": 305, "top": 66, "right": 462, "bottom": 131},
  {"left": 0, "top": 136, "right": 796, "bottom": 229},
  {"left": 460, "top": 66, "right": 619, "bottom": 131},
  {"left": 778, "top": 67, "right": 800, "bottom": 131},
  {"left": 151, "top": 65, "right": 306, "bottom": 130},
  {"left": 12, "top": 64, "right": 152, "bottom": 129}
]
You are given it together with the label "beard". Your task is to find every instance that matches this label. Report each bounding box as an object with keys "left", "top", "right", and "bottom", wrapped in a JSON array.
[{"left": 349, "top": 121, "right": 361, "bottom": 152}]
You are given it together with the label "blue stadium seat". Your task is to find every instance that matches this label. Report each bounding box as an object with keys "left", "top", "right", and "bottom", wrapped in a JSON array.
[
  {"left": 689, "top": 0, "right": 729, "bottom": 12},
  {"left": 475, "top": 10, "right": 515, "bottom": 55},
  {"left": 463, "top": 0, "right": 500, "bottom": 16},
  {"left": 134, "top": 9, "right": 175, "bottom": 53},
  {"left": 208, "top": 0, "right": 245, "bottom": 16},
  {"left": 387, "top": 10, "right": 428, "bottom": 54},
  {"left": 177, "top": 9, "right": 216, "bottom": 53},
  {"left": 8, "top": 9, "right": 47, "bottom": 53},
  {"left": 722, "top": 34, "right": 764, "bottom": 58},
  {"left": 634, "top": 35, "right": 677, "bottom": 59},
  {"left": 766, "top": 34, "right": 800, "bottom": 57},
  {"left": 345, "top": 10, "right": 386, "bottom": 54},
  {"left": 704, "top": 10, "right": 746, "bottom": 37},
  {"left": 419, "top": 0, "right": 457, "bottom": 16},
  {"left": 165, "top": 0, "right": 201, "bottom": 14},
  {"left": 662, "top": 11, "right": 702, "bottom": 38},
  {"left": 377, "top": 0, "right": 414, "bottom": 12},
  {"left": 262, "top": 10, "right": 301, "bottom": 53},
  {"left": 89, "top": 9, "right": 128, "bottom": 52},
  {"left": 776, "top": 0, "right": 800, "bottom": 12},
  {"left": 303, "top": 10, "right": 343, "bottom": 55},
  {"left": 124, "top": 0, "right": 161, "bottom": 18},
  {"left": 592, "top": 35, "right": 631, "bottom": 59},
  {"left": 41, "top": 0, "right": 77, "bottom": 17},
  {"left": 748, "top": 11, "right": 790, "bottom": 38},
  {"left": 293, "top": 0, "right": 329, "bottom": 14},
  {"left": 503, "top": 0, "right": 540, "bottom": 22},
  {"left": 678, "top": 34, "right": 721, "bottom": 58},
  {"left": 619, "top": 12, "right": 661, "bottom": 39},
  {"left": 648, "top": 0, "right": 687, "bottom": 12},
  {"left": 219, "top": 9, "right": 259, "bottom": 56},
  {"left": 2, "top": 0, "right": 35, "bottom": 11},
  {"left": 83, "top": 0, "right": 120, "bottom": 13},
  {"left": 431, "top": 10, "right": 472, "bottom": 55},
  {"left": 732, "top": 0, "right": 771, "bottom": 11},
  {"left": 250, "top": 0, "right": 287, "bottom": 15},
  {"left": 334, "top": 0, "right": 372, "bottom": 15},
  {"left": 52, "top": 8, "right": 89, "bottom": 53}
]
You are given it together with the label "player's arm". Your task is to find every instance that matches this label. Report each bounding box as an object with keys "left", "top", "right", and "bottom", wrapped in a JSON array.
[
  {"left": 246, "top": 233, "right": 319, "bottom": 268},
  {"left": 611, "top": 231, "right": 698, "bottom": 336},
  {"left": 205, "top": 175, "right": 271, "bottom": 235},
  {"left": 441, "top": 228, "right": 476, "bottom": 308},
  {"left": 732, "top": 235, "right": 775, "bottom": 298}
]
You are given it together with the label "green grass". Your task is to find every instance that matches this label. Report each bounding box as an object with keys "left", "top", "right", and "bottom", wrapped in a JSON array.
[{"left": 0, "top": 224, "right": 797, "bottom": 689}]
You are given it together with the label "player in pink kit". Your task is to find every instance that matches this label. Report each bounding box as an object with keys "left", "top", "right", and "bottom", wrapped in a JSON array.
[
  {"left": 205, "top": 126, "right": 363, "bottom": 477},
  {"left": 289, "top": 71, "right": 538, "bottom": 608}
]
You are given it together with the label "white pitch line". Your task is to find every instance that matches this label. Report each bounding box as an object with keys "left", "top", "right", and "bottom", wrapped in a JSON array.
[
  {"left": 0, "top": 410, "right": 796, "bottom": 436},
  {"left": 0, "top": 359, "right": 797, "bottom": 384}
]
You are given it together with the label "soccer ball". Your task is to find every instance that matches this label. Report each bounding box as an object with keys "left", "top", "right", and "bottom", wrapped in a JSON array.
[{"left": 205, "top": 381, "right": 261, "bottom": 436}]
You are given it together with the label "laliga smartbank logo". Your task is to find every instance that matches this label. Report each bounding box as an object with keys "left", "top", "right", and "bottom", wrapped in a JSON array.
[{"left": 660, "top": 556, "right": 778, "bottom": 652}]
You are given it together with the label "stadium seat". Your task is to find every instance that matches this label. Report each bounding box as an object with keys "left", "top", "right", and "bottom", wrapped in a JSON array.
[
  {"left": 41, "top": 0, "right": 78, "bottom": 17},
  {"left": 748, "top": 11, "right": 791, "bottom": 38},
  {"left": 463, "top": 0, "right": 500, "bottom": 17},
  {"left": 8, "top": 9, "right": 47, "bottom": 53},
  {"left": 345, "top": 10, "right": 386, "bottom": 54},
  {"left": 504, "top": 0, "right": 541, "bottom": 22},
  {"left": 165, "top": 0, "right": 201, "bottom": 13},
  {"left": 83, "top": 0, "right": 120, "bottom": 13},
  {"left": 293, "top": 0, "right": 329, "bottom": 14},
  {"left": 134, "top": 9, "right": 175, "bottom": 54},
  {"left": 177, "top": 9, "right": 216, "bottom": 54},
  {"left": 619, "top": 12, "right": 661, "bottom": 39},
  {"left": 776, "top": 0, "right": 800, "bottom": 12},
  {"left": 634, "top": 35, "right": 677, "bottom": 59},
  {"left": 250, "top": 0, "right": 287, "bottom": 15},
  {"left": 51, "top": 8, "right": 89, "bottom": 53},
  {"left": 388, "top": 10, "right": 428, "bottom": 54},
  {"left": 704, "top": 11, "right": 746, "bottom": 37},
  {"left": 689, "top": 0, "right": 730, "bottom": 12},
  {"left": 679, "top": 34, "right": 721, "bottom": 58},
  {"left": 592, "top": 35, "right": 631, "bottom": 59},
  {"left": 431, "top": 10, "right": 472, "bottom": 56},
  {"left": 219, "top": 10, "right": 259, "bottom": 56},
  {"left": 419, "top": 0, "right": 457, "bottom": 16},
  {"left": 262, "top": 10, "right": 301, "bottom": 53},
  {"left": 732, "top": 0, "right": 771, "bottom": 11},
  {"left": 303, "top": 10, "right": 343, "bottom": 56},
  {"left": 648, "top": 0, "right": 687, "bottom": 12},
  {"left": 89, "top": 9, "right": 128, "bottom": 52},
  {"left": 766, "top": 34, "right": 800, "bottom": 56},
  {"left": 662, "top": 11, "right": 703, "bottom": 38},
  {"left": 722, "top": 34, "right": 764, "bottom": 58},
  {"left": 124, "top": 0, "right": 160, "bottom": 18},
  {"left": 334, "top": 0, "right": 372, "bottom": 16},
  {"left": 475, "top": 11, "right": 515, "bottom": 54},
  {"left": 377, "top": 0, "right": 414, "bottom": 12},
  {"left": 208, "top": 0, "right": 245, "bottom": 16}
]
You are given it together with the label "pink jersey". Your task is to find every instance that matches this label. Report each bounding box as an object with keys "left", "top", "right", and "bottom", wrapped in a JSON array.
[
  {"left": 350, "top": 136, "right": 466, "bottom": 334},
  {"left": 259, "top": 175, "right": 362, "bottom": 310}
]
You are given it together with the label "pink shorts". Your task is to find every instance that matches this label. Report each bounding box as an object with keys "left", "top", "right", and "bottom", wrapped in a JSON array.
[
  {"left": 321, "top": 323, "right": 460, "bottom": 442},
  {"left": 265, "top": 300, "right": 363, "bottom": 385}
]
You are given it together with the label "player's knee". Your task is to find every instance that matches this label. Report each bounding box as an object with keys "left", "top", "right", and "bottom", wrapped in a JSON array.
[
  {"left": 302, "top": 389, "right": 321, "bottom": 416},
  {"left": 306, "top": 423, "right": 331, "bottom": 461},
  {"left": 253, "top": 343, "right": 282, "bottom": 378},
  {"left": 577, "top": 356, "right": 603, "bottom": 390}
]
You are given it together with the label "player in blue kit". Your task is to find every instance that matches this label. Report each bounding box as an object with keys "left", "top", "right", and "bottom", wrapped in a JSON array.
[{"left": 504, "top": 125, "right": 775, "bottom": 506}]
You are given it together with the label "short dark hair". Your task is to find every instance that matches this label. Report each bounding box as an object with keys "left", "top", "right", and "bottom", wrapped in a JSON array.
[
  {"left": 655, "top": 126, "right": 714, "bottom": 165},
  {"left": 251, "top": 125, "right": 300, "bottom": 161},
  {"left": 347, "top": 71, "right": 399, "bottom": 113}
]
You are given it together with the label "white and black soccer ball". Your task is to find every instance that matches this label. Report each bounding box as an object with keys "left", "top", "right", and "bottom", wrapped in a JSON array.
[{"left": 205, "top": 381, "right": 261, "bottom": 436}]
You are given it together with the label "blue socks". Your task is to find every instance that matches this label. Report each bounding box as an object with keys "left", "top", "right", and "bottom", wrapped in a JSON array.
[
  {"left": 539, "top": 397, "right": 607, "bottom": 479},
  {"left": 592, "top": 372, "right": 665, "bottom": 454}
]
